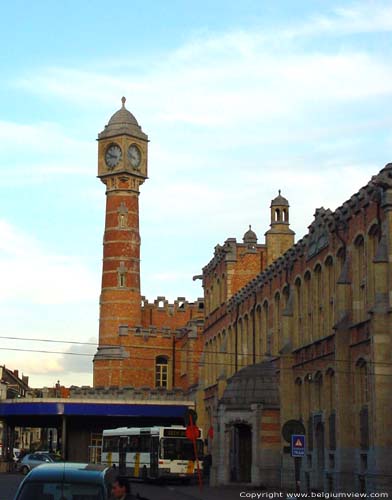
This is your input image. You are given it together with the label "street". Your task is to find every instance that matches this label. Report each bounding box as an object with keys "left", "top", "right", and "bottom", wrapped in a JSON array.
[{"left": 0, "top": 473, "right": 251, "bottom": 500}]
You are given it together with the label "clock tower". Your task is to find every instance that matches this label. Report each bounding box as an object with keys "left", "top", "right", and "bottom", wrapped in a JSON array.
[{"left": 93, "top": 97, "right": 148, "bottom": 387}]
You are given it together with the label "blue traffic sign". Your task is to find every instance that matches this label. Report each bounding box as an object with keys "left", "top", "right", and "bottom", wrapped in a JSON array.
[{"left": 291, "top": 434, "right": 305, "bottom": 457}]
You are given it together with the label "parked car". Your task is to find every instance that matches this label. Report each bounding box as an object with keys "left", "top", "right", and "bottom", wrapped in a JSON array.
[
  {"left": 16, "top": 452, "right": 61, "bottom": 475},
  {"left": 14, "top": 462, "right": 110, "bottom": 500}
]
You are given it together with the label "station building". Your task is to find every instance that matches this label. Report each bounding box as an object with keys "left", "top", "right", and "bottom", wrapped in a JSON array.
[{"left": 197, "top": 166, "right": 392, "bottom": 494}]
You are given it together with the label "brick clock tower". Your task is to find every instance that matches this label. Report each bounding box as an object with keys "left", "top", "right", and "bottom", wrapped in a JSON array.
[{"left": 93, "top": 97, "right": 148, "bottom": 387}]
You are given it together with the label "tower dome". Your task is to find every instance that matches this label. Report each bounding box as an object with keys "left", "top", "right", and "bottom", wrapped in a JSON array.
[
  {"left": 98, "top": 97, "right": 148, "bottom": 140},
  {"left": 243, "top": 225, "right": 258, "bottom": 245},
  {"left": 271, "top": 190, "right": 289, "bottom": 207}
]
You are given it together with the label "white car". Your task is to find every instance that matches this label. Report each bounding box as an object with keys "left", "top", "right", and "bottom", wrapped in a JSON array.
[{"left": 16, "top": 452, "right": 60, "bottom": 475}]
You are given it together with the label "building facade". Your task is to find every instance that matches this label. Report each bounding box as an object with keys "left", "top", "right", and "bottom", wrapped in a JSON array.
[{"left": 197, "top": 166, "right": 392, "bottom": 494}]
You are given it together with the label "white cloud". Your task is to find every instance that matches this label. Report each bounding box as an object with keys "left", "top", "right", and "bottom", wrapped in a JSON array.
[{"left": 0, "top": 220, "right": 98, "bottom": 304}]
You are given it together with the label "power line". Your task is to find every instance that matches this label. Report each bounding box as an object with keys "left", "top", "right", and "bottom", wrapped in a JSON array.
[
  {"left": 0, "top": 346, "right": 392, "bottom": 378},
  {"left": 0, "top": 334, "right": 391, "bottom": 366}
]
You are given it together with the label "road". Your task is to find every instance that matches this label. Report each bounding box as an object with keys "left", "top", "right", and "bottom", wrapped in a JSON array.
[{"left": 1, "top": 473, "right": 250, "bottom": 500}]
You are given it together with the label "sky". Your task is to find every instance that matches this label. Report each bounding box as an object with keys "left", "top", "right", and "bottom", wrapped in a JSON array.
[{"left": 1, "top": 0, "right": 392, "bottom": 388}]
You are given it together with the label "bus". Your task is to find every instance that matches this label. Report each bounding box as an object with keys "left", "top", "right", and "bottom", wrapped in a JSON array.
[{"left": 101, "top": 425, "right": 203, "bottom": 481}]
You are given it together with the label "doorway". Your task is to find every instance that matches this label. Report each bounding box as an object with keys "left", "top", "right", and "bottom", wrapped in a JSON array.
[{"left": 230, "top": 423, "right": 252, "bottom": 483}]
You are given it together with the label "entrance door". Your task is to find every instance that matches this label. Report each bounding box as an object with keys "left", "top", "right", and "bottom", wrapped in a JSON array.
[
  {"left": 230, "top": 424, "right": 252, "bottom": 483},
  {"left": 150, "top": 436, "right": 159, "bottom": 478},
  {"left": 119, "top": 437, "right": 127, "bottom": 475},
  {"left": 315, "top": 422, "right": 325, "bottom": 490}
]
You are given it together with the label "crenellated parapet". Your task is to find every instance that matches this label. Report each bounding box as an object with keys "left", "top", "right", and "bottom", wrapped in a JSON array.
[
  {"left": 226, "top": 163, "right": 392, "bottom": 311},
  {"left": 69, "top": 385, "right": 188, "bottom": 400},
  {"left": 141, "top": 295, "right": 204, "bottom": 314}
]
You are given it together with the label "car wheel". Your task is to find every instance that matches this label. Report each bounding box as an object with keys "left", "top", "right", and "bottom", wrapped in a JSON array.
[{"left": 21, "top": 465, "right": 29, "bottom": 475}]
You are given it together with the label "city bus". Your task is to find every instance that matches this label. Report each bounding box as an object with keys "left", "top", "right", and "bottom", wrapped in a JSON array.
[{"left": 101, "top": 425, "right": 203, "bottom": 481}]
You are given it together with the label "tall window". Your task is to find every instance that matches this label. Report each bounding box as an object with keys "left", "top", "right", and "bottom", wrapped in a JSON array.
[
  {"left": 155, "top": 356, "right": 168, "bottom": 388},
  {"left": 314, "top": 264, "right": 323, "bottom": 338},
  {"left": 304, "top": 271, "right": 312, "bottom": 343},
  {"left": 367, "top": 225, "right": 379, "bottom": 308},
  {"left": 353, "top": 235, "right": 366, "bottom": 323},
  {"left": 295, "top": 378, "right": 303, "bottom": 418},
  {"left": 261, "top": 302, "right": 269, "bottom": 356},
  {"left": 255, "top": 305, "right": 262, "bottom": 361},
  {"left": 294, "top": 278, "right": 302, "bottom": 347},
  {"left": 274, "top": 293, "right": 281, "bottom": 353},
  {"left": 324, "top": 256, "right": 334, "bottom": 336}
]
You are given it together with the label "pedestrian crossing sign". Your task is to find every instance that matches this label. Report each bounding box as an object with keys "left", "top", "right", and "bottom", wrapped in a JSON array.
[{"left": 291, "top": 434, "right": 305, "bottom": 457}]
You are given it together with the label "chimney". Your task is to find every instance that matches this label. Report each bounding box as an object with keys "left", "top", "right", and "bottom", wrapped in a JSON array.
[
  {"left": 13, "top": 370, "right": 19, "bottom": 379},
  {"left": 22, "top": 375, "right": 29, "bottom": 386}
]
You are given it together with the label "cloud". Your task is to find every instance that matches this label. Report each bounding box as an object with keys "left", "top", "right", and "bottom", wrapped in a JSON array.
[
  {"left": 0, "top": 219, "right": 99, "bottom": 304},
  {"left": 288, "top": 2, "right": 392, "bottom": 38},
  {"left": 13, "top": 3, "right": 392, "bottom": 134}
]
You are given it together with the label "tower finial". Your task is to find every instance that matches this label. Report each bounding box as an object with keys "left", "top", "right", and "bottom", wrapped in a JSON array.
[
  {"left": 121, "top": 96, "right": 126, "bottom": 107},
  {"left": 278, "top": 189, "right": 281, "bottom": 196}
]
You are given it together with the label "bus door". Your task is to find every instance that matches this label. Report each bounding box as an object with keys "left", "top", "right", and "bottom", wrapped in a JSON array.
[
  {"left": 119, "top": 436, "right": 128, "bottom": 475},
  {"left": 150, "top": 436, "right": 159, "bottom": 478}
]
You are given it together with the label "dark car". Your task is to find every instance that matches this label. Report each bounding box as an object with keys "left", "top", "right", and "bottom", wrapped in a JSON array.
[
  {"left": 14, "top": 462, "right": 110, "bottom": 500},
  {"left": 16, "top": 452, "right": 61, "bottom": 475}
]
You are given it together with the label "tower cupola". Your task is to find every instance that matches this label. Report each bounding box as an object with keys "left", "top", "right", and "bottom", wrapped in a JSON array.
[
  {"left": 270, "top": 190, "right": 290, "bottom": 225},
  {"left": 98, "top": 97, "right": 148, "bottom": 140},
  {"left": 265, "top": 190, "right": 295, "bottom": 265},
  {"left": 243, "top": 225, "right": 258, "bottom": 245}
]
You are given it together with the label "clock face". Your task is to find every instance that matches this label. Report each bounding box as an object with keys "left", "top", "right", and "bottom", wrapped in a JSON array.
[
  {"left": 127, "top": 144, "right": 141, "bottom": 169},
  {"left": 105, "top": 144, "right": 122, "bottom": 168}
]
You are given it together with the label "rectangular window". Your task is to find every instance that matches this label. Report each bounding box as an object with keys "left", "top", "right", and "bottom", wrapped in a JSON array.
[{"left": 156, "top": 364, "right": 168, "bottom": 388}]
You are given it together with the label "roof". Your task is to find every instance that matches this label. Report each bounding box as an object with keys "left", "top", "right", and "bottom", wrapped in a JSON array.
[
  {"left": 0, "top": 400, "right": 191, "bottom": 417},
  {"left": 22, "top": 462, "right": 108, "bottom": 483},
  {"left": 271, "top": 190, "right": 289, "bottom": 207},
  {"left": 220, "top": 361, "right": 279, "bottom": 408},
  {"left": 243, "top": 225, "right": 258, "bottom": 244},
  {"left": 98, "top": 97, "right": 148, "bottom": 141}
]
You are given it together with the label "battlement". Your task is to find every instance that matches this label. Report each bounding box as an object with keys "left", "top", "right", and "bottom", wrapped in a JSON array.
[
  {"left": 141, "top": 296, "right": 204, "bottom": 313},
  {"left": 69, "top": 385, "right": 189, "bottom": 401},
  {"left": 117, "top": 317, "right": 202, "bottom": 340}
]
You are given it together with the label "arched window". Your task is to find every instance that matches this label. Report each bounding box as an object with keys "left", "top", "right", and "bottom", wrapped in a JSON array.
[
  {"left": 304, "top": 271, "right": 312, "bottom": 343},
  {"left": 274, "top": 293, "right": 281, "bottom": 353},
  {"left": 275, "top": 208, "right": 281, "bottom": 222},
  {"left": 367, "top": 225, "right": 379, "bottom": 307},
  {"left": 261, "top": 301, "right": 269, "bottom": 356},
  {"left": 294, "top": 278, "right": 302, "bottom": 347},
  {"left": 314, "top": 264, "right": 323, "bottom": 338},
  {"left": 314, "top": 372, "right": 323, "bottom": 410},
  {"left": 227, "top": 326, "right": 235, "bottom": 377},
  {"left": 295, "top": 378, "right": 303, "bottom": 418},
  {"left": 324, "top": 256, "right": 334, "bottom": 336},
  {"left": 356, "top": 358, "right": 369, "bottom": 406},
  {"left": 255, "top": 305, "right": 262, "bottom": 362},
  {"left": 353, "top": 235, "right": 366, "bottom": 323},
  {"left": 243, "top": 315, "right": 250, "bottom": 367},
  {"left": 155, "top": 356, "right": 169, "bottom": 388}
]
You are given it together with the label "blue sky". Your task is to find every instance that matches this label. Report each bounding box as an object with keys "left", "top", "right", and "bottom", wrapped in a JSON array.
[{"left": 1, "top": 0, "right": 392, "bottom": 387}]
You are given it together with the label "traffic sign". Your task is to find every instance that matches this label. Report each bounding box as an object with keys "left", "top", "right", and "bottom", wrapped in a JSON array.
[
  {"left": 291, "top": 434, "right": 305, "bottom": 457},
  {"left": 185, "top": 425, "right": 200, "bottom": 441},
  {"left": 282, "top": 420, "right": 305, "bottom": 443}
]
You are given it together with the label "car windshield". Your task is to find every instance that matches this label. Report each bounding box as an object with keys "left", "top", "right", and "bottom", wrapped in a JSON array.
[{"left": 17, "top": 481, "right": 104, "bottom": 500}]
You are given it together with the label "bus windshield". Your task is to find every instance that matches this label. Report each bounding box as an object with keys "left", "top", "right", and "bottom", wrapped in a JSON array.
[{"left": 161, "top": 438, "right": 203, "bottom": 460}]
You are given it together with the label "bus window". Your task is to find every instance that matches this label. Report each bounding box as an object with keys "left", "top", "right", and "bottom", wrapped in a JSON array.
[
  {"left": 161, "top": 439, "right": 203, "bottom": 460},
  {"left": 127, "top": 436, "right": 140, "bottom": 452},
  {"left": 103, "top": 437, "right": 118, "bottom": 452}
]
